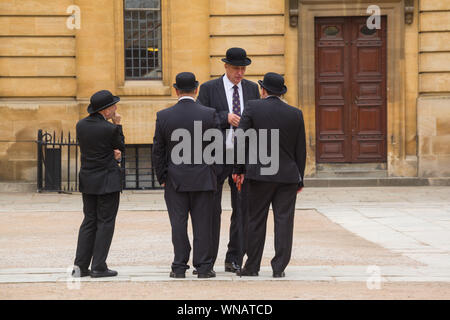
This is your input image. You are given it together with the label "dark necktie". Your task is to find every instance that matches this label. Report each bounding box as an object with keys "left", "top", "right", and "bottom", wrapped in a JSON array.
[{"left": 232, "top": 85, "right": 241, "bottom": 117}]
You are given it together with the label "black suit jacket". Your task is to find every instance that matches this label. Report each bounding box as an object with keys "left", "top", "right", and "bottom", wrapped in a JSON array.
[
  {"left": 234, "top": 96, "right": 307, "bottom": 187},
  {"left": 76, "top": 113, "right": 125, "bottom": 195},
  {"left": 152, "top": 99, "right": 217, "bottom": 192},
  {"left": 197, "top": 76, "right": 260, "bottom": 133},
  {"left": 197, "top": 76, "right": 260, "bottom": 179}
]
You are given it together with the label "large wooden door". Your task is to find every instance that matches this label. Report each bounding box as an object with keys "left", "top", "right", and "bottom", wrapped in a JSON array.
[{"left": 315, "top": 16, "right": 387, "bottom": 163}]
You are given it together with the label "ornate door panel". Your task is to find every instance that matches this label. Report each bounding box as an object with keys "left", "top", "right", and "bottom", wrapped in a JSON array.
[
  {"left": 315, "top": 17, "right": 387, "bottom": 163},
  {"left": 350, "top": 16, "right": 387, "bottom": 162}
]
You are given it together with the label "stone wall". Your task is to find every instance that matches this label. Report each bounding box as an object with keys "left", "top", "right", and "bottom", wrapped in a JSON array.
[
  {"left": 208, "top": 0, "right": 285, "bottom": 83},
  {"left": 417, "top": 0, "right": 450, "bottom": 177},
  {"left": 0, "top": 0, "right": 292, "bottom": 182},
  {"left": 1, "top": 0, "right": 449, "bottom": 182},
  {"left": 0, "top": 101, "right": 78, "bottom": 181},
  {"left": 0, "top": 0, "right": 78, "bottom": 182},
  {"left": 0, "top": 0, "right": 76, "bottom": 97}
]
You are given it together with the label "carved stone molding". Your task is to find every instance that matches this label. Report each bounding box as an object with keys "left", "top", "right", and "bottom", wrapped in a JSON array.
[
  {"left": 405, "top": 0, "right": 414, "bottom": 24},
  {"left": 289, "top": 0, "right": 298, "bottom": 27}
]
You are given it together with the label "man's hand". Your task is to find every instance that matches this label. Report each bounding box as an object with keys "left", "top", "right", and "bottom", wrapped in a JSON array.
[
  {"left": 297, "top": 187, "right": 303, "bottom": 194},
  {"left": 112, "top": 112, "right": 121, "bottom": 125},
  {"left": 228, "top": 113, "right": 241, "bottom": 127},
  {"left": 232, "top": 173, "right": 244, "bottom": 192},
  {"left": 114, "top": 149, "right": 121, "bottom": 161}
]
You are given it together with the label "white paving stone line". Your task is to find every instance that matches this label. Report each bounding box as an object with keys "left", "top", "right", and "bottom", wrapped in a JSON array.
[{"left": 0, "top": 266, "right": 449, "bottom": 283}]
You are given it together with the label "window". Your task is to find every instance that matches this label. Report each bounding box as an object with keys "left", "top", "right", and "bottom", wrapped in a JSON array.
[{"left": 124, "top": 0, "right": 162, "bottom": 80}]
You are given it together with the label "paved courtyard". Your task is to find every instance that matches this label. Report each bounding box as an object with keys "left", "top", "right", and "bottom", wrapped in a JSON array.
[{"left": 0, "top": 186, "right": 449, "bottom": 299}]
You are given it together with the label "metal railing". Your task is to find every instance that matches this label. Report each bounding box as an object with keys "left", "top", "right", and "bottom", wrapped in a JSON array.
[
  {"left": 36, "top": 129, "right": 79, "bottom": 193},
  {"left": 122, "top": 144, "right": 162, "bottom": 190},
  {"left": 36, "top": 130, "right": 161, "bottom": 192}
]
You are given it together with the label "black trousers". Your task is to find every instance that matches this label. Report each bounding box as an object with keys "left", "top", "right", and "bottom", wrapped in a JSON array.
[
  {"left": 164, "top": 181, "right": 214, "bottom": 274},
  {"left": 74, "top": 192, "right": 120, "bottom": 271},
  {"left": 244, "top": 180, "right": 297, "bottom": 273},
  {"left": 211, "top": 165, "right": 249, "bottom": 267}
]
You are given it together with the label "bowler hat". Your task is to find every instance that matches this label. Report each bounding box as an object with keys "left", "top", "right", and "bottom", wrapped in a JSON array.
[
  {"left": 258, "top": 72, "right": 287, "bottom": 95},
  {"left": 221, "top": 47, "right": 252, "bottom": 66},
  {"left": 173, "top": 72, "right": 199, "bottom": 91},
  {"left": 87, "top": 90, "right": 120, "bottom": 114}
]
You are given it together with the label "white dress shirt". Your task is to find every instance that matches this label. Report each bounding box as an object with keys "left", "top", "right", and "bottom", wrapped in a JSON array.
[
  {"left": 178, "top": 96, "right": 196, "bottom": 102},
  {"left": 222, "top": 75, "right": 245, "bottom": 149}
]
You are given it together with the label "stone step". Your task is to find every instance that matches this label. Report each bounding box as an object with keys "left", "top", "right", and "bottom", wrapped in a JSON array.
[
  {"left": 1, "top": 177, "right": 449, "bottom": 193},
  {"left": 315, "top": 170, "right": 388, "bottom": 178},
  {"left": 0, "top": 182, "right": 35, "bottom": 193},
  {"left": 304, "top": 177, "right": 450, "bottom": 187},
  {"left": 316, "top": 163, "right": 387, "bottom": 172}
]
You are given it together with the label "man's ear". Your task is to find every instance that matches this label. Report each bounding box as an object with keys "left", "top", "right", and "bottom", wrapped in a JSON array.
[{"left": 260, "top": 87, "right": 266, "bottom": 97}]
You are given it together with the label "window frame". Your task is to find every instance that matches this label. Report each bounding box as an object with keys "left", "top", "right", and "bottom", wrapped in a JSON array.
[
  {"left": 114, "top": 0, "right": 171, "bottom": 96},
  {"left": 123, "top": 1, "right": 162, "bottom": 81}
]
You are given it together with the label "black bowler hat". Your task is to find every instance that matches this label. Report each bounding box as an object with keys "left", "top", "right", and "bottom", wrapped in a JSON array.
[
  {"left": 258, "top": 72, "right": 287, "bottom": 95},
  {"left": 221, "top": 47, "right": 252, "bottom": 66},
  {"left": 173, "top": 72, "right": 199, "bottom": 91},
  {"left": 87, "top": 90, "right": 120, "bottom": 114}
]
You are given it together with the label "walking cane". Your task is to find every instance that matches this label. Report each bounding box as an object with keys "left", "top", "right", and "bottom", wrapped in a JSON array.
[{"left": 232, "top": 174, "right": 243, "bottom": 277}]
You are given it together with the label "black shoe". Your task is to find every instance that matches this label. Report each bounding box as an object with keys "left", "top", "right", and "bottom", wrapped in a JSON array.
[
  {"left": 225, "top": 262, "right": 241, "bottom": 273},
  {"left": 198, "top": 270, "right": 216, "bottom": 278},
  {"left": 170, "top": 271, "right": 186, "bottom": 279},
  {"left": 236, "top": 268, "right": 258, "bottom": 277},
  {"left": 273, "top": 271, "right": 285, "bottom": 278},
  {"left": 193, "top": 269, "right": 215, "bottom": 276},
  {"left": 72, "top": 268, "right": 90, "bottom": 278},
  {"left": 90, "top": 269, "right": 118, "bottom": 278}
]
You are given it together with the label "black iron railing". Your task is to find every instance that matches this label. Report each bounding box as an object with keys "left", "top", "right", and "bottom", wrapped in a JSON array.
[
  {"left": 122, "top": 144, "right": 161, "bottom": 189},
  {"left": 36, "top": 129, "right": 79, "bottom": 193},
  {"left": 36, "top": 130, "right": 161, "bottom": 192}
]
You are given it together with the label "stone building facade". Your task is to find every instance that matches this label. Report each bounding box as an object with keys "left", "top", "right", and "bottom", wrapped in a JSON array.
[{"left": 0, "top": 0, "right": 449, "bottom": 187}]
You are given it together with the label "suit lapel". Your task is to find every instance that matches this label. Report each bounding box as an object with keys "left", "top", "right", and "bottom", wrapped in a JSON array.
[
  {"left": 241, "top": 79, "right": 250, "bottom": 106},
  {"left": 215, "top": 76, "right": 229, "bottom": 112}
]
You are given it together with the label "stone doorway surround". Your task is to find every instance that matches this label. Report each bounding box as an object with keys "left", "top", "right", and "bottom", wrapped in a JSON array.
[{"left": 297, "top": 0, "right": 416, "bottom": 177}]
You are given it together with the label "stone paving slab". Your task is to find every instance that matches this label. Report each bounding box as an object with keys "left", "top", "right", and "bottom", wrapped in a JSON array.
[
  {"left": 0, "top": 187, "right": 448, "bottom": 212},
  {"left": 0, "top": 266, "right": 449, "bottom": 284},
  {"left": 0, "top": 187, "right": 449, "bottom": 285}
]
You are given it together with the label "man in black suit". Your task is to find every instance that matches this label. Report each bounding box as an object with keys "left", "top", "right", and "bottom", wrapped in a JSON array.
[
  {"left": 152, "top": 72, "right": 217, "bottom": 279},
  {"left": 197, "top": 47, "right": 260, "bottom": 273},
  {"left": 73, "top": 90, "right": 125, "bottom": 278},
  {"left": 233, "top": 72, "right": 306, "bottom": 278}
]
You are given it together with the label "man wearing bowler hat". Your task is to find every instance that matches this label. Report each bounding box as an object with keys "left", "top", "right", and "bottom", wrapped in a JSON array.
[
  {"left": 73, "top": 89, "right": 125, "bottom": 278},
  {"left": 152, "top": 72, "right": 217, "bottom": 278},
  {"left": 233, "top": 72, "right": 306, "bottom": 278},
  {"left": 197, "top": 47, "right": 260, "bottom": 274}
]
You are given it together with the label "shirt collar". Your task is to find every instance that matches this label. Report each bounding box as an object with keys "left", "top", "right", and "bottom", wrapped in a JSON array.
[
  {"left": 178, "top": 96, "right": 195, "bottom": 102},
  {"left": 223, "top": 74, "right": 242, "bottom": 91}
]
